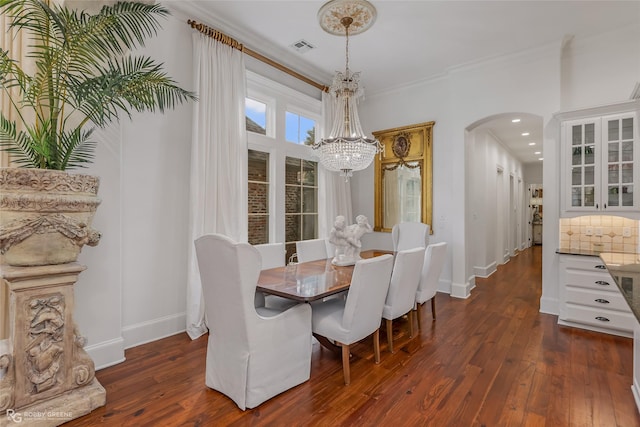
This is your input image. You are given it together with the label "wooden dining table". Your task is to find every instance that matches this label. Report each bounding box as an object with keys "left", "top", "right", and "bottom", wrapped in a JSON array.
[{"left": 256, "top": 250, "right": 393, "bottom": 303}]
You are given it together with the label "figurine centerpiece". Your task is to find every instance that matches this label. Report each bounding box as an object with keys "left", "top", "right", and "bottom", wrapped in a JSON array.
[{"left": 328, "top": 214, "right": 373, "bottom": 266}]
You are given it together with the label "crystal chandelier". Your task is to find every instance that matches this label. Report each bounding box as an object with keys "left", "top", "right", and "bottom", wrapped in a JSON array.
[{"left": 313, "top": 0, "right": 382, "bottom": 180}]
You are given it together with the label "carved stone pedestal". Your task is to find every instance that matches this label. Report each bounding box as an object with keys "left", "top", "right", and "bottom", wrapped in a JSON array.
[{"left": 0, "top": 263, "right": 105, "bottom": 426}]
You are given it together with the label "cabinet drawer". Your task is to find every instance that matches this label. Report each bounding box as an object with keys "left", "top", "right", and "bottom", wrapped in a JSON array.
[
  {"left": 565, "top": 268, "right": 616, "bottom": 291},
  {"left": 564, "top": 286, "right": 631, "bottom": 312},
  {"left": 562, "top": 303, "right": 634, "bottom": 333}
]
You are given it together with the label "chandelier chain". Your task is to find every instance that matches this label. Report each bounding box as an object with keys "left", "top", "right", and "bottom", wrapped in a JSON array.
[{"left": 344, "top": 22, "right": 350, "bottom": 78}]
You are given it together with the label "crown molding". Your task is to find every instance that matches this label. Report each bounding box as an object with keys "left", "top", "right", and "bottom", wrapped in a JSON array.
[{"left": 166, "top": 1, "right": 332, "bottom": 88}]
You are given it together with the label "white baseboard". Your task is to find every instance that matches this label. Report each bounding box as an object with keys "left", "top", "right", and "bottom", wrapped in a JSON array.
[
  {"left": 85, "top": 337, "right": 125, "bottom": 371},
  {"left": 84, "top": 313, "right": 187, "bottom": 371},
  {"left": 122, "top": 312, "right": 186, "bottom": 350},
  {"left": 474, "top": 262, "right": 497, "bottom": 278},
  {"left": 539, "top": 296, "right": 559, "bottom": 315},
  {"left": 451, "top": 278, "right": 473, "bottom": 299},
  {"left": 437, "top": 279, "right": 453, "bottom": 295},
  {"left": 557, "top": 318, "right": 632, "bottom": 338}
]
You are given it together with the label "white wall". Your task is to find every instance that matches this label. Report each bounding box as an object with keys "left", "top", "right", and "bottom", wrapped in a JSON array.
[
  {"left": 523, "top": 162, "right": 543, "bottom": 185},
  {"left": 467, "top": 129, "right": 524, "bottom": 278},
  {"left": 119, "top": 11, "right": 194, "bottom": 349},
  {"left": 72, "top": 9, "right": 640, "bottom": 369},
  {"left": 76, "top": 11, "right": 195, "bottom": 368},
  {"left": 561, "top": 26, "right": 640, "bottom": 110},
  {"left": 355, "top": 42, "right": 562, "bottom": 299},
  {"left": 75, "top": 124, "right": 124, "bottom": 368}
]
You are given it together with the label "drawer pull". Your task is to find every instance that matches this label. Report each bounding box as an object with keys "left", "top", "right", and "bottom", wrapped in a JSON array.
[
  {"left": 594, "top": 299, "right": 610, "bottom": 304},
  {"left": 595, "top": 280, "right": 610, "bottom": 286},
  {"left": 595, "top": 265, "right": 606, "bottom": 270},
  {"left": 595, "top": 316, "right": 610, "bottom": 322}
]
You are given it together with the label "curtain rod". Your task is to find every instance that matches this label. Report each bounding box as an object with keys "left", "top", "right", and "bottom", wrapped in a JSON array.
[{"left": 187, "top": 20, "right": 329, "bottom": 93}]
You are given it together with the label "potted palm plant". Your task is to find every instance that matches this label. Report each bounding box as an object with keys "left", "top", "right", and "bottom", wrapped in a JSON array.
[{"left": 0, "top": 0, "right": 195, "bottom": 266}]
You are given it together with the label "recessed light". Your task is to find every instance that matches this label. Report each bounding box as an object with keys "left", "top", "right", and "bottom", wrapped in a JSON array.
[
  {"left": 512, "top": 118, "right": 521, "bottom": 123},
  {"left": 534, "top": 151, "right": 541, "bottom": 155},
  {"left": 522, "top": 132, "right": 530, "bottom": 136},
  {"left": 528, "top": 142, "right": 536, "bottom": 146},
  {"left": 538, "top": 157, "right": 544, "bottom": 161}
]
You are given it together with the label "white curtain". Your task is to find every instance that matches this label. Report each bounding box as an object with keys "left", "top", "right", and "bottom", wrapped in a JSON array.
[
  {"left": 186, "top": 33, "right": 248, "bottom": 339},
  {"left": 318, "top": 91, "right": 353, "bottom": 238}
]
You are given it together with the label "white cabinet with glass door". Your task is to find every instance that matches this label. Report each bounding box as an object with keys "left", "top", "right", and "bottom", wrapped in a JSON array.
[{"left": 559, "top": 100, "right": 640, "bottom": 217}]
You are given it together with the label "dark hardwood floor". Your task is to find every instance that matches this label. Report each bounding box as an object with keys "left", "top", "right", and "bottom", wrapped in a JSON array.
[{"left": 65, "top": 246, "right": 640, "bottom": 426}]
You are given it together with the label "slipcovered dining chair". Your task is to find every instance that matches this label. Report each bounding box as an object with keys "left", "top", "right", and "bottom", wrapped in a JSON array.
[
  {"left": 415, "top": 242, "right": 448, "bottom": 329},
  {"left": 382, "top": 247, "right": 425, "bottom": 353},
  {"left": 296, "top": 238, "right": 330, "bottom": 263},
  {"left": 311, "top": 254, "right": 394, "bottom": 385},
  {"left": 195, "top": 234, "right": 312, "bottom": 410},
  {"left": 391, "top": 222, "right": 430, "bottom": 252},
  {"left": 254, "top": 242, "right": 297, "bottom": 311},
  {"left": 254, "top": 242, "right": 286, "bottom": 270}
]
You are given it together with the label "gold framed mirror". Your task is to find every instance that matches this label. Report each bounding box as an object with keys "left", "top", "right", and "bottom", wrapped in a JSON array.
[{"left": 373, "top": 121, "right": 434, "bottom": 232}]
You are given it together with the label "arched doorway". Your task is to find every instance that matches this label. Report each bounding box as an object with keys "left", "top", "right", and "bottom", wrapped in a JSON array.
[{"left": 465, "top": 112, "right": 543, "bottom": 279}]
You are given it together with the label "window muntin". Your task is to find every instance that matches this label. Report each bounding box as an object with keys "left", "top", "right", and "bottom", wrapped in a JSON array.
[
  {"left": 285, "top": 157, "right": 318, "bottom": 261},
  {"left": 248, "top": 150, "right": 269, "bottom": 245}
]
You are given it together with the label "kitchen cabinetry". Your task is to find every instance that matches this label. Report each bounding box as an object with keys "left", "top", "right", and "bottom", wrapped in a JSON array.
[
  {"left": 558, "top": 100, "right": 640, "bottom": 217},
  {"left": 558, "top": 255, "right": 634, "bottom": 337},
  {"left": 529, "top": 185, "right": 542, "bottom": 245},
  {"left": 532, "top": 223, "right": 542, "bottom": 245}
]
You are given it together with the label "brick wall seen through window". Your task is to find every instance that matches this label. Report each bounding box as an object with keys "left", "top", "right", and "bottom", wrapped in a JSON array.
[
  {"left": 285, "top": 157, "right": 318, "bottom": 261},
  {"left": 248, "top": 150, "right": 269, "bottom": 245}
]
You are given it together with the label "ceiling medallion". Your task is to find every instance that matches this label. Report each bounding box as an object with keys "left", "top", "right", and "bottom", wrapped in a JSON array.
[{"left": 318, "top": 0, "right": 377, "bottom": 36}]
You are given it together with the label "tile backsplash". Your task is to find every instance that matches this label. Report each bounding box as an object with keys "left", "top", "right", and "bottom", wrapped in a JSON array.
[{"left": 559, "top": 216, "right": 639, "bottom": 253}]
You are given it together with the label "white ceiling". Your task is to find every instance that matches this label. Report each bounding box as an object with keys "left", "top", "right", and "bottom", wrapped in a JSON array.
[
  {"left": 169, "top": 0, "right": 640, "bottom": 164},
  {"left": 474, "top": 113, "right": 544, "bottom": 164}
]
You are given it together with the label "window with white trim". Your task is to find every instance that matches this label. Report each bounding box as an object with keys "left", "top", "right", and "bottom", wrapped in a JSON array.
[{"left": 245, "top": 71, "right": 321, "bottom": 262}]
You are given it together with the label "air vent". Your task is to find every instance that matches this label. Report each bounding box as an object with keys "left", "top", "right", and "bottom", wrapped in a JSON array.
[{"left": 290, "top": 39, "right": 315, "bottom": 54}]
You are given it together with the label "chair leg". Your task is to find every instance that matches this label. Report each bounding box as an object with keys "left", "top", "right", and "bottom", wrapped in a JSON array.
[
  {"left": 431, "top": 297, "right": 436, "bottom": 320},
  {"left": 416, "top": 305, "right": 423, "bottom": 331},
  {"left": 341, "top": 343, "right": 351, "bottom": 385},
  {"left": 386, "top": 318, "right": 394, "bottom": 353},
  {"left": 373, "top": 329, "right": 381, "bottom": 364},
  {"left": 408, "top": 310, "right": 415, "bottom": 338}
]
